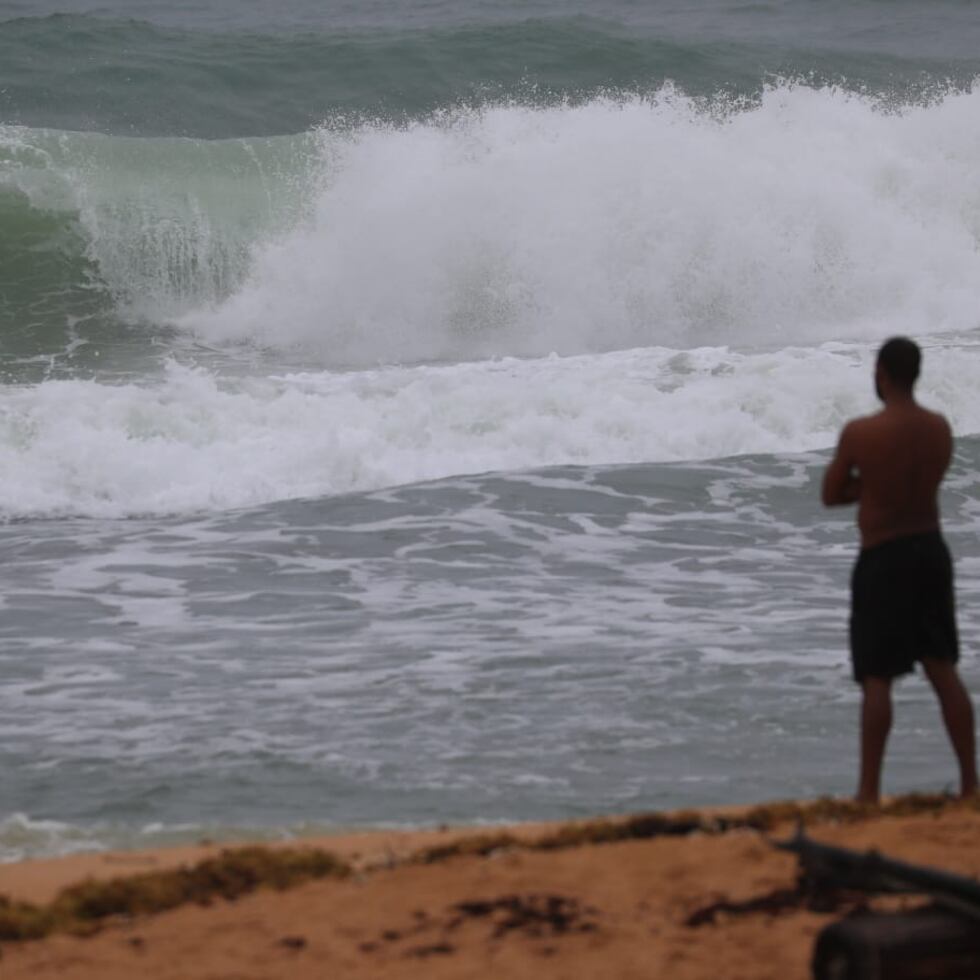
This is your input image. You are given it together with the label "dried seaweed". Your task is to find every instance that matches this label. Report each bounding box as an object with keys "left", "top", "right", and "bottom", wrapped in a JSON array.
[{"left": 0, "top": 846, "right": 349, "bottom": 942}]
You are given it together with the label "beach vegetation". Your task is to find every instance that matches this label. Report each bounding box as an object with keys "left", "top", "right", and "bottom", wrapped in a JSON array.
[
  {"left": 412, "top": 792, "right": 977, "bottom": 863},
  {"left": 0, "top": 845, "right": 349, "bottom": 942}
]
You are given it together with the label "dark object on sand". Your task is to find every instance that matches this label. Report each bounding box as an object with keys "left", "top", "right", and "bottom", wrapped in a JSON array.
[
  {"left": 813, "top": 907, "right": 980, "bottom": 980},
  {"left": 775, "top": 829, "right": 980, "bottom": 979}
]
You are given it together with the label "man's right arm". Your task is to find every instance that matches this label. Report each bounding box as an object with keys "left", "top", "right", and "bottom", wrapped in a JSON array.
[{"left": 822, "top": 422, "right": 862, "bottom": 507}]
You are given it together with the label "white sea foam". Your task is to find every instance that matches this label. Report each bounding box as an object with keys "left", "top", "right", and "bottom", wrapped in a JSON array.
[
  {"left": 0, "top": 812, "right": 332, "bottom": 863},
  {"left": 0, "top": 813, "right": 106, "bottom": 862},
  {"left": 2, "top": 338, "right": 980, "bottom": 518},
  {"left": 179, "top": 84, "right": 980, "bottom": 362}
]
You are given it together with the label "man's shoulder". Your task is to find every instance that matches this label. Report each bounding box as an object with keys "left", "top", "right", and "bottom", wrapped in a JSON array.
[
  {"left": 840, "top": 412, "right": 882, "bottom": 441},
  {"left": 894, "top": 403, "right": 952, "bottom": 438},
  {"left": 849, "top": 404, "right": 949, "bottom": 426},
  {"left": 919, "top": 405, "right": 952, "bottom": 432},
  {"left": 845, "top": 405, "right": 952, "bottom": 451}
]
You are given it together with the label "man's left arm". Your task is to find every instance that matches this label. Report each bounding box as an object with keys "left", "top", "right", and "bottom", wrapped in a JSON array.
[{"left": 822, "top": 423, "right": 862, "bottom": 507}]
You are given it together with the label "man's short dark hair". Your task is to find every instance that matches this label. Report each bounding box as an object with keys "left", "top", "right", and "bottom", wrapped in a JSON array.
[{"left": 877, "top": 336, "right": 921, "bottom": 388}]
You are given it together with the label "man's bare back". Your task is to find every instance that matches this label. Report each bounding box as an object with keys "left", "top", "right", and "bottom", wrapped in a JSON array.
[{"left": 822, "top": 399, "right": 951, "bottom": 550}]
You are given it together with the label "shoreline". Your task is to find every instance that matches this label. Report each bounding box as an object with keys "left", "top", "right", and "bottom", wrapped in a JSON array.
[
  {"left": 2, "top": 793, "right": 978, "bottom": 978},
  {"left": 0, "top": 791, "right": 954, "bottom": 905}
]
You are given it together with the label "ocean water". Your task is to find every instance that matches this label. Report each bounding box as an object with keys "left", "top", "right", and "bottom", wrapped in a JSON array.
[{"left": 2, "top": 0, "right": 980, "bottom": 861}]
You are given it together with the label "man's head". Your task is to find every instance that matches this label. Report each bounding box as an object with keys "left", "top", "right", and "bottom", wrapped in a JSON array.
[{"left": 875, "top": 336, "right": 921, "bottom": 400}]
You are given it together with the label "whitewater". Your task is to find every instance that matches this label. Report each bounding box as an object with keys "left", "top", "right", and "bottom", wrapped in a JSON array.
[{"left": 3, "top": 86, "right": 980, "bottom": 518}]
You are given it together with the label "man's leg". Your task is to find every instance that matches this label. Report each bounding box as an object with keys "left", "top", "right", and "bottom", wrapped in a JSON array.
[
  {"left": 857, "top": 676, "right": 893, "bottom": 803},
  {"left": 921, "top": 658, "right": 978, "bottom": 797}
]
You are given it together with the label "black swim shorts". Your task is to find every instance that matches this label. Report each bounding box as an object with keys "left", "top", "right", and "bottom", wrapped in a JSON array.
[{"left": 849, "top": 530, "right": 959, "bottom": 683}]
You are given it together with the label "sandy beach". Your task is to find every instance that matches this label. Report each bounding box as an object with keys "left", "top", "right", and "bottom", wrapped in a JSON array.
[{"left": 1, "top": 794, "right": 978, "bottom": 979}]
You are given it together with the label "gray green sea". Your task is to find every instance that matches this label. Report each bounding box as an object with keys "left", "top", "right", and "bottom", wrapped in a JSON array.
[{"left": 3, "top": 0, "right": 980, "bottom": 860}]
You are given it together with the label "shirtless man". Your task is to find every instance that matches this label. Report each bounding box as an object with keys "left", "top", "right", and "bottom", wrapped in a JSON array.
[{"left": 823, "top": 336, "right": 978, "bottom": 803}]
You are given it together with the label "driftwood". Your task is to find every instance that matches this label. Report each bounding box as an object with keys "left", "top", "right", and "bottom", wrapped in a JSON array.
[{"left": 774, "top": 829, "right": 980, "bottom": 980}]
